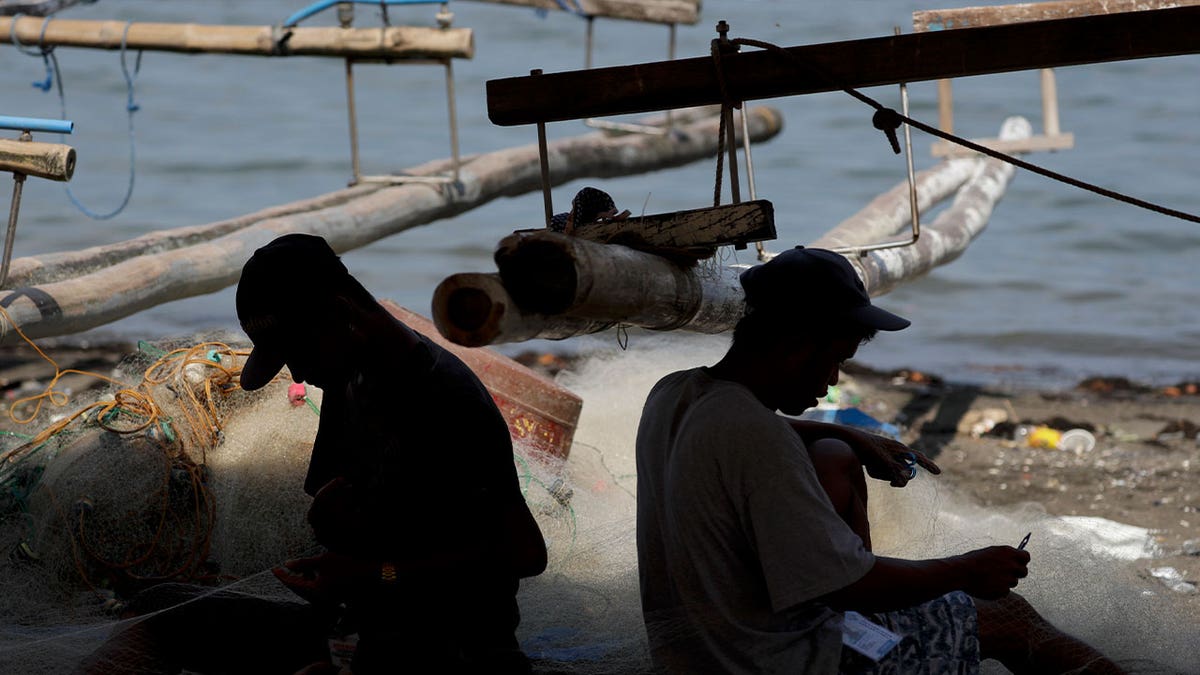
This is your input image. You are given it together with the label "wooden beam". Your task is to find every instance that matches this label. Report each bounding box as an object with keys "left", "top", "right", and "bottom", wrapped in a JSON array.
[
  {"left": 913, "top": 0, "right": 1200, "bottom": 31},
  {"left": 568, "top": 200, "right": 775, "bottom": 252},
  {"left": 0, "top": 16, "right": 474, "bottom": 59},
  {"left": 458, "top": 0, "right": 700, "bottom": 25},
  {"left": 487, "top": 5, "right": 1200, "bottom": 125}
]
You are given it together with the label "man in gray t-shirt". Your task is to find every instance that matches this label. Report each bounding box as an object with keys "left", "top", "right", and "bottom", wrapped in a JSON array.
[{"left": 636, "top": 247, "right": 1126, "bottom": 674}]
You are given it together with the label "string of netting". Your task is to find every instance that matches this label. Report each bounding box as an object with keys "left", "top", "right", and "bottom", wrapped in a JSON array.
[
  {"left": 723, "top": 36, "right": 1200, "bottom": 225},
  {"left": 0, "top": 305, "right": 251, "bottom": 594}
]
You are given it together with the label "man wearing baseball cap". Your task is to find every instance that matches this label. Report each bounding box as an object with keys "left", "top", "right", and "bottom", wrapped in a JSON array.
[
  {"left": 236, "top": 233, "right": 547, "bottom": 673},
  {"left": 635, "top": 247, "right": 1124, "bottom": 674}
]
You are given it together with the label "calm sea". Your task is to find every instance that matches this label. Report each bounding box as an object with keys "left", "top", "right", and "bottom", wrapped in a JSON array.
[{"left": 3, "top": 0, "right": 1198, "bottom": 389}]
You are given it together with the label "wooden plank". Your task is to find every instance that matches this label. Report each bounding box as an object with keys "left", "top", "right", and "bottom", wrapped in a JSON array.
[
  {"left": 914, "top": 0, "right": 1200, "bottom": 32},
  {"left": 931, "top": 132, "right": 1074, "bottom": 158},
  {"left": 487, "top": 5, "right": 1200, "bottom": 125},
  {"left": 0, "top": 17, "right": 474, "bottom": 59},
  {"left": 570, "top": 200, "right": 775, "bottom": 251},
  {"left": 459, "top": 0, "right": 700, "bottom": 25}
]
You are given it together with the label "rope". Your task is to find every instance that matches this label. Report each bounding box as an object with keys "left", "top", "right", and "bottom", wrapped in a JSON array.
[
  {"left": 13, "top": 17, "right": 144, "bottom": 220},
  {"left": 0, "top": 310, "right": 257, "bottom": 591},
  {"left": 59, "top": 21, "right": 143, "bottom": 220},
  {"left": 728, "top": 36, "right": 1200, "bottom": 225}
]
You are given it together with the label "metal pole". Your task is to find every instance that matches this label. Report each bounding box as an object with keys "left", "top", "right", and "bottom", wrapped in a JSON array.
[
  {"left": 3, "top": 173, "right": 25, "bottom": 289},
  {"left": 723, "top": 106, "right": 741, "bottom": 204},
  {"left": 345, "top": 58, "right": 362, "bottom": 185},
  {"left": 533, "top": 70, "right": 553, "bottom": 227},
  {"left": 338, "top": 3, "right": 361, "bottom": 186},
  {"left": 444, "top": 59, "right": 461, "bottom": 183}
]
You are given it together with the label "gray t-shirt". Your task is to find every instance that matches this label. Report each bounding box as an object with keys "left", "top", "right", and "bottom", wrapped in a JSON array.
[{"left": 636, "top": 368, "right": 875, "bottom": 674}]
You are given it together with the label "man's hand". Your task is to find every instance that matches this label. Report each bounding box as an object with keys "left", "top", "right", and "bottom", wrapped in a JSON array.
[
  {"left": 272, "top": 550, "right": 376, "bottom": 609},
  {"left": 954, "top": 546, "right": 1031, "bottom": 600},
  {"left": 850, "top": 429, "right": 941, "bottom": 487}
]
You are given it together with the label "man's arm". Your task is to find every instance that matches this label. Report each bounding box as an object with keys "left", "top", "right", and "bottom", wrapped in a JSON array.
[
  {"left": 787, "top": 419, "right": 940, "bottom": 487},
  {"left": 820, "top": 545, "right": 1031, "bottom": 613}
]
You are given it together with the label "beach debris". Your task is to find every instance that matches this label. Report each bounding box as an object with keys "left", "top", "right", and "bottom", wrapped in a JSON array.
[
  {"left": 957, "top": 407, "right": 1009, "bottom": 438},
  {"left": 1047, "top": 516, "right": 1157, "bottom": 561},
  {"left": 1076, "top": 376, "right": 1151, "bottom": 396},
  {"left": 1153, "top": 419, "right": 1200, "bottom": 442},
  {"left": 800, "top": 406, "right": 901, "bottom": 441},
  {"left": 1058, "top": 428, "right": 1096, "bottom": 454},
  {"left": 1161, "top": 381, "right": 1200, "bottom": 397},
  {"left": 1149, "top": 567, "right": 1198, "bottom": 594}
]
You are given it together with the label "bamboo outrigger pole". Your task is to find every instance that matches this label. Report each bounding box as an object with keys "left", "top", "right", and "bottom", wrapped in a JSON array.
[
  {"left": 486, "top": 4, "right": 1200, "bottom": 125},
  {"left": 431, "top": 118, "right": 1030, "bottom": 345},
  {"left": 0, "top": 106, "right": 782, "bottom": 343},
  {"left": 0, "top": 16, "right": 474, "bottom": 59},
  {"left": 459, "top": 0, "right": 700, "bottom": 25}
]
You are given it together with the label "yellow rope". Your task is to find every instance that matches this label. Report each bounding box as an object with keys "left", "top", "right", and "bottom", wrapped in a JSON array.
[{"left": 0, "top": 306, "right": 257, "bottom": 589}]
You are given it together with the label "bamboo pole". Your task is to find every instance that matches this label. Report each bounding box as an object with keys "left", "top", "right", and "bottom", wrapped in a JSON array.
[
  {"left": 815, "top": 117, "right": 1031, "bottom": 295},
  {"left": 431, "top": 117, "right": 1028, "bottom": 345},
  {"left": 0, "top": 105, "right": 782, "bottom": 342},
  {"left": 0, "top": 16, "right": 474, "bottom": 59},
  {"left": 432, "top": 272, "right": 614, "bottom": 347},
  {"left": 459, "top": 0, "right": 700, "bottom": 25},
  {"left": 913, "top": 0, "right": 1200, "bottom": 31},
  {"left": 789, "top": 157, "right": 978, "bottom": 252},
  {"left": 0, "top": 138, "right": 75, "bottom": 181}
]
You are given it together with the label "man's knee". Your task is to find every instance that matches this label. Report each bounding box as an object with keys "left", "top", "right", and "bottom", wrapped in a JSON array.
[{"left": 807, "top": 437, "right": 861, "bottom": 475}]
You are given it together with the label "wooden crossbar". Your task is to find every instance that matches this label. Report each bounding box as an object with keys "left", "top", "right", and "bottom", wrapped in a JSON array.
[
  {"left": 915, "top": 0, "right": 1198, "bottom": 157},
  {"left": 0, "top": 17, "right": 474, "bottom": 59},
  {"left": 487, "top": 5, "right": 1200, "bottom": 126}
]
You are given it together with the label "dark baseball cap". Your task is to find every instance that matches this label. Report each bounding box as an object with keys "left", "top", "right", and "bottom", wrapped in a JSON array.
[
  {"left": 236, "top": 233, "right": 350, "bottom": 391},
  {"left": 738, "top": 246, "right": 910, "bottom": 331}
]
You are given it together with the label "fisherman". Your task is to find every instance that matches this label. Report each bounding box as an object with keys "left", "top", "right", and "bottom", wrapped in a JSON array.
[
  {"left": 237, "top": 233, "right": 548, "bottom": 673},
  {"left": 635, "top": 246, "right": 1126, "bottom": 674}
]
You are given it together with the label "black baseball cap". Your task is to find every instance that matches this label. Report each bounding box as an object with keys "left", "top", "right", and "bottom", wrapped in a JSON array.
[
  {"left": 236, "top": 233, "right": 351, "bottom": 391},
  {"left": 738, "top": 246, "right": 910, "bottom": 331}
]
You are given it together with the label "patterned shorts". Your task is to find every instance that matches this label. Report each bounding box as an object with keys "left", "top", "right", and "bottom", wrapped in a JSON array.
[{"left": 839, "top": 591, "right": 980, "bottom": 675}]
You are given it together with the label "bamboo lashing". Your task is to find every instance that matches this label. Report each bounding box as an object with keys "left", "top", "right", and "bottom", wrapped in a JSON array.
[{"left": 0, "top": 16, "right": 474, "bottom": 59}]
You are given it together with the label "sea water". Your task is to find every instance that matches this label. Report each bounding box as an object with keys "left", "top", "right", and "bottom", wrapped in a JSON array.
[{"left": 3, "top": 0, "right": 1199, "bottom": 389}]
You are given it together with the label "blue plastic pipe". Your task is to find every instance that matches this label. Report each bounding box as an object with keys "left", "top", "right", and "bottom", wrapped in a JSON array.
[
  {"left": 283, "top": 0, "right": 446, "bottom": 28},
  {"left": 0, "top": 116, "right": 74, "bottom": 135}
]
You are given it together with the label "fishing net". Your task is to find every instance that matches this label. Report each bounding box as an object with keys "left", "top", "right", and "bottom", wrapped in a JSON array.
[{"left": 0, "top": 330, "right": 1194, "bottom": 674}]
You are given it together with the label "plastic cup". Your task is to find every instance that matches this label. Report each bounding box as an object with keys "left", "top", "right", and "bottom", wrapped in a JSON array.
[{"left": 1057, "top": 428, "right": 1096, "bottom": 453}]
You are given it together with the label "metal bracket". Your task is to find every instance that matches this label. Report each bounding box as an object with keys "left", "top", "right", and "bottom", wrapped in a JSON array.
[
  {"left": 0, "top": 115, "right": 75, "bottom": 289},
  {"left": 340, "top": 2, "right": 463, "bottom": 187}
]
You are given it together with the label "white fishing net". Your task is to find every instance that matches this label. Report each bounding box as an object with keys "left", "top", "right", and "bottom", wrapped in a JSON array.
[{"left": 0, "top": 332, "right": 1194, "bottom": 673}]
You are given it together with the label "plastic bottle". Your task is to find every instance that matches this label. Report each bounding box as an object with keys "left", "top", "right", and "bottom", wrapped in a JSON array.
[{"left": 1012, "top": 425, "right": 1061, "bottom": 449}]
